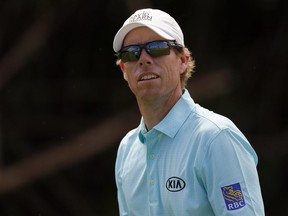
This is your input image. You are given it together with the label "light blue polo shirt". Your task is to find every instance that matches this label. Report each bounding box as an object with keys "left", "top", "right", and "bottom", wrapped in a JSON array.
[{"left": 115, "top": 90, "right": 264, "bottom": 216}]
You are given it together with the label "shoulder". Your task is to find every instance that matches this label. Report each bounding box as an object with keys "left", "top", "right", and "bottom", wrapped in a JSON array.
[
  {"left": 115, "top": 127, "right": 139, "bottom": 171},
  {"left": 116, "top": 126, "right": 140, "bottom": 160},
  {"left": 184, "top": 104, "right": 237, "bottom": 140},
  {"left": 181, "top": 90, "right": 238, "bottom": 134},
  {"left": 118, "top": 127, "right": 139, "bottom": 148},
  {"left": 184, "top": 103, "right": 258, "bottom": 160},
  {"left": 191, "top": 106, "right": 258, "bottom": 165},
  {"left": 193, "top": 104, "right": 236, "bottom": 129}
]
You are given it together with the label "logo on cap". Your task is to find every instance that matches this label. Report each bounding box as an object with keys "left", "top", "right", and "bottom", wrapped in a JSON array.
[
  {"left": 221, "top": 183, "right": 246, "bottom": 211},
  {"left": 129, "top": 11, "right": 152, "bottom": 23}
]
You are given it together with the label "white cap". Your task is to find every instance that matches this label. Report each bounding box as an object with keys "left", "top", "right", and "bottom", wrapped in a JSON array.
[{"left": 113, "top": 8, "right": 184, "bottom": 52}]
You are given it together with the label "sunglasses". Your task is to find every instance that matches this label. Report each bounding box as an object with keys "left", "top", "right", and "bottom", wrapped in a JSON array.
[{"left": 116, "top": 40, "right": 183, "bottom": 63}]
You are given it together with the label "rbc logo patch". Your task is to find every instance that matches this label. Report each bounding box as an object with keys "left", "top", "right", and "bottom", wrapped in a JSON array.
[{"left": 221, "top": 183, "right": 246, "bottom": 211}]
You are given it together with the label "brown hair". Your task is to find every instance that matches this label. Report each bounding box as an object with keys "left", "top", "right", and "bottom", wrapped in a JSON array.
[{"left": 179, "top": 47, "right": 195, "bottom": 89}]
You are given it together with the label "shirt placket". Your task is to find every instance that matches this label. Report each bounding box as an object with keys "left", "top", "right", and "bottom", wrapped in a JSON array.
[{"left": 145, "top": 130, "right": 160, "bottom": 212}]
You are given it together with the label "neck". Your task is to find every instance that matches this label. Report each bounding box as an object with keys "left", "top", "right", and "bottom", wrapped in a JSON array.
[{"left": 136, "top": 88, "right": 183, "bottom": 131}]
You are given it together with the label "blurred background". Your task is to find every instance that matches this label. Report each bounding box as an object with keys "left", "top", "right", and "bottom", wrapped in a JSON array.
[{"left": 0, "top": 0, "right": 287, "bottom": 215}]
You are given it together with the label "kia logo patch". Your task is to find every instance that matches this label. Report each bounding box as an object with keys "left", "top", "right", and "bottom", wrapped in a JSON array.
[{"left": 166, "top": 177, "right": 186, "bottom": 192}]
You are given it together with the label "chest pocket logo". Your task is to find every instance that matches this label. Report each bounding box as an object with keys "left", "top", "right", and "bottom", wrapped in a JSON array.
[{"left": 166, "top": 177, "right": 186, "bottom": 192}]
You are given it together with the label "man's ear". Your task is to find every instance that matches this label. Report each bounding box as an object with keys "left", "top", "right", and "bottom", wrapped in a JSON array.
[
  {"left": 120, "top": 63, "right": 125, "bottom": 70},
  {"left": 120, "top": 63, "right": 128, "bottom": 81},
  {"left": 179, "top": 54, "right": 189, "bottom": 74}
]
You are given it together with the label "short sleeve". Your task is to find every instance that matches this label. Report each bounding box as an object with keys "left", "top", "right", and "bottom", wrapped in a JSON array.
[{"left": 201, "top": 129, "right": 265, "bottom": 215}]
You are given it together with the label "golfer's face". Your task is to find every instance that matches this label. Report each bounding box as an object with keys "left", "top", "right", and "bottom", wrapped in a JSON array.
[{"left": 121, "top": 27, "right": 186, "bottom": 102}]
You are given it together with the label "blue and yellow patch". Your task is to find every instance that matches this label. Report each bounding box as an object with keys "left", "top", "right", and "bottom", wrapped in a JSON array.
[{"left": 221, "top": 183, "right": 246, "bottom": 211}]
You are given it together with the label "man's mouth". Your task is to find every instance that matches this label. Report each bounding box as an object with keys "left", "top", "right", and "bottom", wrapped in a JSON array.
[{"left": 139, "top": 74, "right": 159, "bottom": 81}]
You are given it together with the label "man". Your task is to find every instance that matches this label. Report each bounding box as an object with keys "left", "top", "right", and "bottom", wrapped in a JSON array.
[{"left": 113, "top": 8, "right": 265, "bottom": 215}]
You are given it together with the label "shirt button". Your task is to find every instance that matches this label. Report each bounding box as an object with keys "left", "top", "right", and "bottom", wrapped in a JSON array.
[
  {"left": 150, "top": 179, "right": 155, "bottom": 185},
  {"left": 150, "top": 153, "right": 155, "bottom": 160}
]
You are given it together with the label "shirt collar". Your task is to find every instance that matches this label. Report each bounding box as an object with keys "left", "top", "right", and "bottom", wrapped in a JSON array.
[{"left": 139, "top": 89, "right": 196, "bottom": 142}]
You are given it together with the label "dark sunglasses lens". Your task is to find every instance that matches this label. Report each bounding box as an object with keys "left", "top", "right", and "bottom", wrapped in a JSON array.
[
  {"left": 120, "top": 46, "right": 140, "bottom": 62},
  {"left": 121, "top": 51, "right": 138, "bottom": 62},
  {"left": 147, "top": 41, "right": 170, "bottom": 57},
  {"left": 118, "top": 41, "right": 173, "bottom": 62}
]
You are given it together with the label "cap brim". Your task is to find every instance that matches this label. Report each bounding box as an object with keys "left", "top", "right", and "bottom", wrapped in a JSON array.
[{"left": 113, "top": 22, "right": 175, "bottom": 52}]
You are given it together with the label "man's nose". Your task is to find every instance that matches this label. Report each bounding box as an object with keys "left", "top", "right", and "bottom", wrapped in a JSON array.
[{"left": 138, "top": 49, "right": 152, "bottom": 66}]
